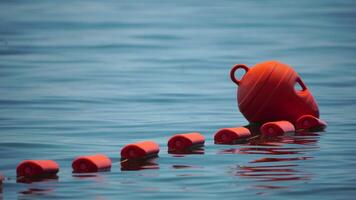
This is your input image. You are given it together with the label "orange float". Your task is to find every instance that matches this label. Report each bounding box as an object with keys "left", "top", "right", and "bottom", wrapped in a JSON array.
[
  {"left": 260, "top": 121, "right": 295, "bottom": 137},
  {"left": 121, "top": 141, "right": 160, "bottom": 160},
  {"left": 168, "top": 132, "right": 205, "bottom": 152},
  {"left": 72, "top": 154, "right": 112, "bottom": 173},
  {"left": 296, "top": 115, "right": 327, "bottom": 130},
  {"left": 214, "top": 127, "right": 251, "bottom": 144},
  {"left": 16, "top": 160, "right": 59, "bottom": 178}
]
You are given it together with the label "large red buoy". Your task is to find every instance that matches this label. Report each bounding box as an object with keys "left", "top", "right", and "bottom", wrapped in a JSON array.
[{"left": 230, "top": 61, "right": 319, "bottom": 124}]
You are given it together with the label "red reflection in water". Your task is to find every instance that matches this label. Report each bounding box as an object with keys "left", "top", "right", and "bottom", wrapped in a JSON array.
[
  {"left": 168, "top": 147, "right": 204, "bottom": 155},
  {"left": 172, "top": 165, "right": 203, "bottom": 169},
  {"left": 250, "top": 156, "right": 312, "bottom": 163},
  {"left": 239, "top": 147, "right": 304, "bottom": 155},
  {"left": 254, "top": 185, "right": 288, "bottom": 189},
  {"left": 120, "top": 158, "right": 159, "bottom": 171},
  {"left": 225, "top": 130, "right": 319, "bottom": 190},
  {"left": 0, "top": 174, "right": 3, "bottom": 194},
  {"left": 19, "top": 188, "right": 54, "bottom": 195},
  {"left": 72, "top": 173, "right": 109, "bottom": 184},
  {"left": 16, "top": 175, "right": 58, "bottom": 184},
  {"left": 239, "top": 165, "right": 298, "bottom": 173}
]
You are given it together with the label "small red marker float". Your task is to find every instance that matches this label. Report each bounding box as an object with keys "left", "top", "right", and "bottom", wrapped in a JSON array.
[
  {"left": 296, "top": 115, "right": 327, "bottom": 131},
  {"left": 16, "top": 160, "right": 59, "bottom": 181},
  {"left": 260, "top": 121, "right": 295, "bottom": 137},
  {"left": 121, "top": 141, "right": 160, "bottom": 160},
  {"left": 72, "top": 154, "right": 112, "bottom": 173},
  {"left": 168, "top": 132, "right": 205, "bottom": 152},
  {"left": 214, "top": 127, "right": 251, "bottom": 144}
]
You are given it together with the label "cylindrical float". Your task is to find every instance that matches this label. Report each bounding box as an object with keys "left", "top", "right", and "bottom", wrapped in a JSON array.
[
  {"left": 214, "top": 127, "right": 251, "bottom": 144},
  {"left": 296, "top": 115, "right": 327, "bottom": 130},
  {"left": 260, "top": 121, "right": 295, "bottom": 137},
  {"left": 230, "top": 61, "right": 320, "bottom": 124},
  {"left": 72, "top": 154, "right": 112, "bottom": 173},
  {"left": 16, "top": 160, "right": 59, "bottom": 178},
  {"left": 168, "top": 132, "right": 205, "bottom": 152},
  {"left": 121, "top": 141, "right": 160, "bottom": 160}
]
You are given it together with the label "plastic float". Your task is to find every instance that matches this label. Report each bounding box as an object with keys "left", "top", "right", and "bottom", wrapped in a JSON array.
[
  {"left": 168, "top": 132, "right": 205, "bottom": 153},
  {"left": 214, "top": 127, "right": 251, "bottom": 144},
  {"left": 16, "top": 160, "right": 59, "bottom": 182},
  {"left": 260, "top": 121, "right": 295, "bottom": 137},
  {"left": 227, "top": 61, "right": 327, "bottom": 138},
  {"left": 296, "top": 115, "right": 327, "bottom": 130},
  {"left": 121, "top": 141, "right": 160, "bottom": 160},
  {"left": 72, "top": 154, "right": 112, "bottom": 173}
]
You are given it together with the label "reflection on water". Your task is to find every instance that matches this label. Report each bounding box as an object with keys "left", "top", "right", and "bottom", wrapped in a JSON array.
[
  {"left": 0, "top": 175, "right": 3, "bottom": 195},
  {"left": 19, "top": 188, "right": 53, "bottom": 195},
  {"left": 120, "top": 158, "right": 159, "bottom": 171},
  {"left": 16, "top": 176, "right": 58, "bottom": 184},
  {"left": 72, "top": 173, "right": 109, "bottom": 184},
  {"left": 168, "top": 147, "right": 205, "bottom": 155},
  {"left": 225, "top": 131, "right": 320, "bottom": 189},
  {"left": 17, "top": 180, "right": 57, "bottom": 199},
  {"left": 172, "top": 165, "right": 203, "bottom": 169}
]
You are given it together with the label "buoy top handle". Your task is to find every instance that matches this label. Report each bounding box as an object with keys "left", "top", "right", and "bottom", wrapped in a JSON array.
[{"left": 230, "top": 64, "right": 249, "bottom": 85}]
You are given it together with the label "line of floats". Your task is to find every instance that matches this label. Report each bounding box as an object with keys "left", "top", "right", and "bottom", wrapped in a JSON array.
[
  {"left": 0, "top": 115, "right": 326, "bottom": 184},
  {"left": 0, "top": 61, "right": 328, "bottom": 185}
]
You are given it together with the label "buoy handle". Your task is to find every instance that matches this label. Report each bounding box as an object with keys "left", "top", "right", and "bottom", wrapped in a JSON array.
[
  {"left": 296, "top": 77, "right": 307, "bottom": 92},
  {"left": 230, "top": 64, "right": 249, "bottom": 85}
]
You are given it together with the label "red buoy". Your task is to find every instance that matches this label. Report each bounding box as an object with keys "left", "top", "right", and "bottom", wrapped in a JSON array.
[
  {"left": 260, "top": 121, "right": 295, "bottom": 137},
  {"left": 168, "top": 132, "right": 205, "bottom": 152},
  {"left": 16, "top": 160, "right": 59, "bottom": 178},
  {"left": 214, "top": 127, "right": 251, "bottom": 144},
  {"left": 121, "top": 141, "right": 160, "bottom": 160},
  {"left": 296, "top": 115, "right": 327, "bottom": 130},
  {"left": 72, "top": 154, "right": 112, "bottom": 173},
  {"left": 230, "top": 61, "right": 320, "bottom": 125}
]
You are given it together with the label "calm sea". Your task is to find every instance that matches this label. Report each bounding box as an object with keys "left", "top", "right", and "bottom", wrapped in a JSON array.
[{"left": 1, "top": 0, "right": 356, "bottom": 199}]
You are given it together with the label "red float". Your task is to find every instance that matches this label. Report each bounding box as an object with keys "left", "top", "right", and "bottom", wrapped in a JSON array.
[
  {"left": 260, "top": 121, "right": 295, "bottom": 137},
  {"left": 214, "top": 127, "right": 251, "bottom": 144},
  {"left": 296, "top": 115, "right": 327, "bottom": 130},
  {"left": 121, "top": 141, "right": 159, "bottom": 160},
  {"left": 168, "top": 132, "right": 205, "bottom": 151},
  {"left": 72, "top": 154, "right": 112, "bottom": 173},
  {"left": 230, "top": 61, "right": 320, "bottom": 125},
  {"left": 16, "top": 160, "right": 59, "bottom": 178}
]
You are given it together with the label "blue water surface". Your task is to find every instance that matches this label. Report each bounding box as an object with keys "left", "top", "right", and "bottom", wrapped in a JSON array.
[{"left": 1, "top": 0, "right": 356, "bottom": 199}]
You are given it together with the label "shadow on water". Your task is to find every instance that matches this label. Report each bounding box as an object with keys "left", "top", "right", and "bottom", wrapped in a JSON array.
[
  {"left": 16, "top": 176, "right": 58, "bottom": 184},
  {"left": 19, "top": 188, "right": 54, "bottom": 196},
  {"left": 221, "top": 131, "right": 321, "bottom": 190},
  {"left": 16, "top": 178, "right": 57, "bottom": 199},
  {"left": 168, "top": 147, "right": 205, "bottom": 156},
  {"left": 120, "top": 158, "right": 159, "bottom": 171}
]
